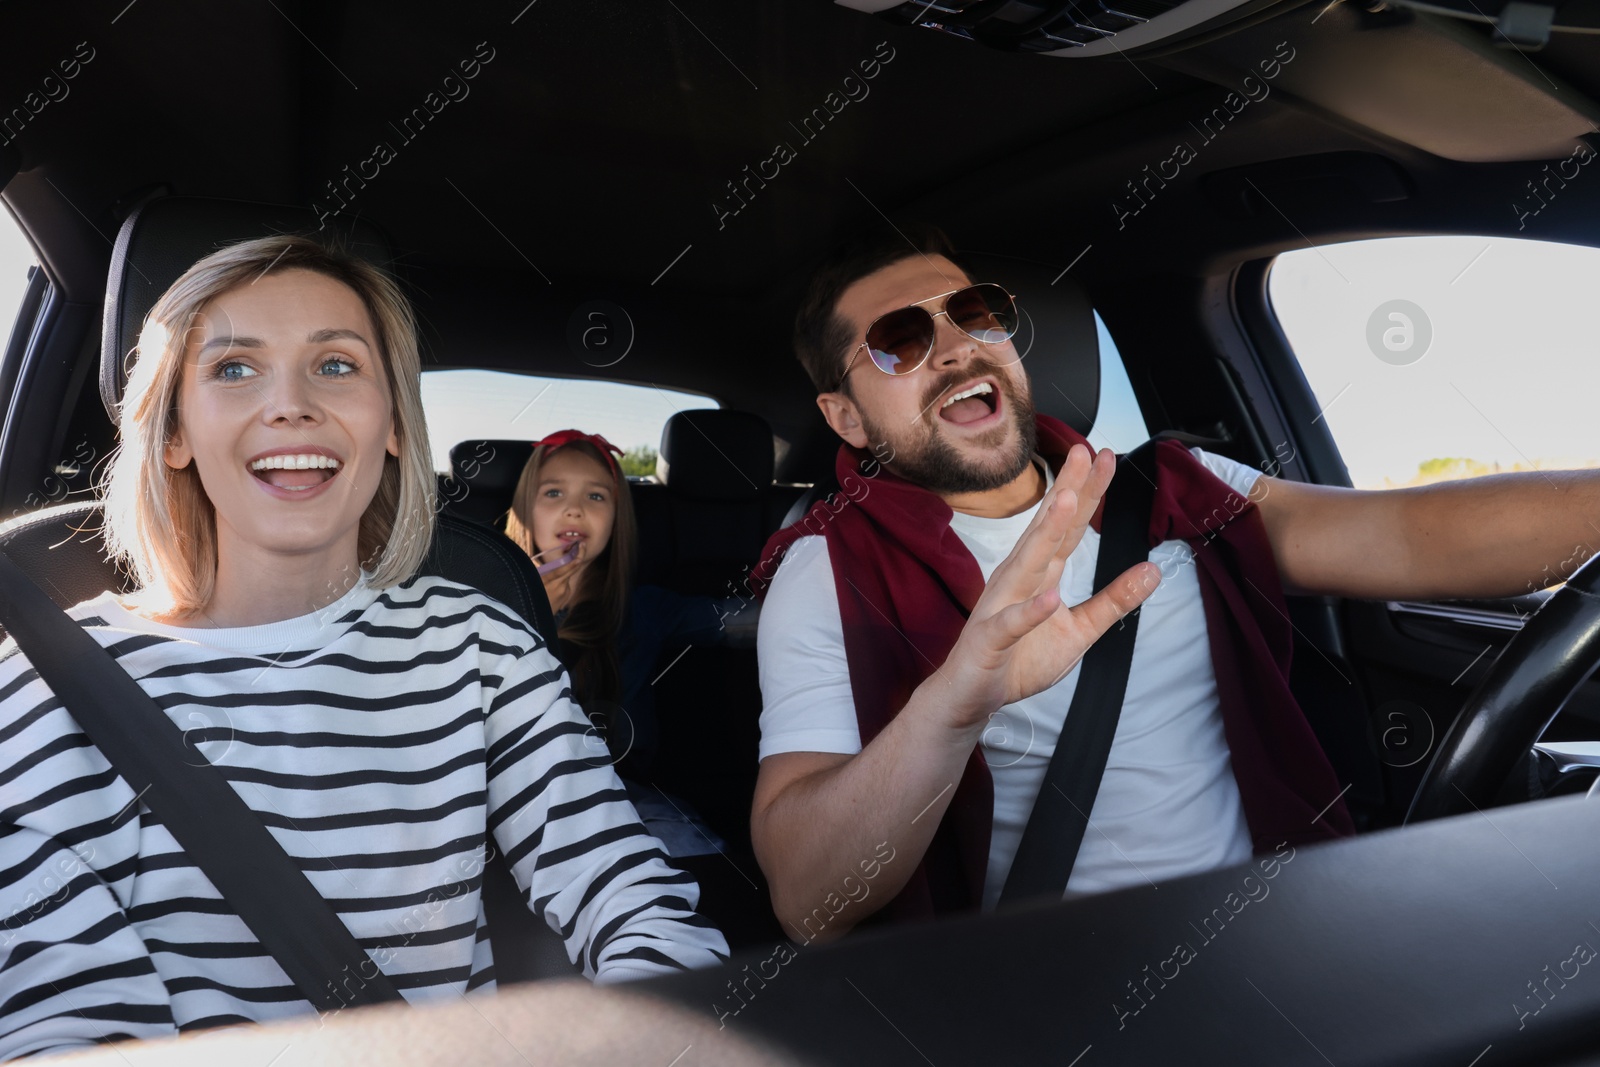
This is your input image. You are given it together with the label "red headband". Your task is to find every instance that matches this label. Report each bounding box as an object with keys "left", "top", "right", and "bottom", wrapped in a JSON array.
[{"left": 532, "top": 429, "right": 626, "bottom": 480}]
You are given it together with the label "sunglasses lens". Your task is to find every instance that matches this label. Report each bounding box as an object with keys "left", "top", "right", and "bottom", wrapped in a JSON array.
[
  {"left": 865, "top": 307, "right": 935, "bottom": 375},
  {"left": 947, "top": 284, "right": 1018, "bottom": 345}
]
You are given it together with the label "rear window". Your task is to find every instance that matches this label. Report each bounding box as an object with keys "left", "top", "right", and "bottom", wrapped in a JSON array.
[
  {"left": 1087, "top": 310, "right": 1151, "bottom": 454},
  {"left": 419, "top": 369, "right": 718, "bottom": 475}
]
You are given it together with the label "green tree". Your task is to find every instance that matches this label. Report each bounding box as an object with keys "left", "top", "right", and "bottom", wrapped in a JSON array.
[
  {"left": 620, "top": 445, "right": 658, "bottom": 479},
  {"left": 1416, "top": 457, "right": 1491, "bottom": 480}
]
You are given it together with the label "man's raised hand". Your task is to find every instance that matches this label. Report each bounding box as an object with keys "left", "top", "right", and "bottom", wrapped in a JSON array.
[{"left": 935, "top": 445, "right": 1160, "bottom": 732}]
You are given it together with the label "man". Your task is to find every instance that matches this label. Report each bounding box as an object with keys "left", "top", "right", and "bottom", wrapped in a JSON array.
[{"left": 750, "top": 225, "right": 1600, "bottom": 942}]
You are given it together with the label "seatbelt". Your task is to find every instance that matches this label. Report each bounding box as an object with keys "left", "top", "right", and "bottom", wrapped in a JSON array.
[
  {"left": 998, "top": 441, "right": 1159, "bottom": 908},
  {"left": 0, "top": 552, "right": 405, "bottom": 1010}
]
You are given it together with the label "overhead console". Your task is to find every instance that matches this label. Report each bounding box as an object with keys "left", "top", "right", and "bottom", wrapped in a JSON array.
[{"left": 834, "top": 0, "right": 1295, "bottom": 56}]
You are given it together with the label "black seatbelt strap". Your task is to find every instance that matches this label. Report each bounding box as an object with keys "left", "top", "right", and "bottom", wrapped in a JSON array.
[
  {"left": 998, "top": 441, "right": 1159, "bottom": 909},
  {"left": 0, "top": 552, "right": 405, "bottom": 1010}
]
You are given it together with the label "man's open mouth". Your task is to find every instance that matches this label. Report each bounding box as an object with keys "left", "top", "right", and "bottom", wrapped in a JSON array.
[
  {"left": 937, "top": 380, "right": 1000, "bottom": 425},
  {"left": 248, "top": 453, "right": 342, "bottom": 492}
]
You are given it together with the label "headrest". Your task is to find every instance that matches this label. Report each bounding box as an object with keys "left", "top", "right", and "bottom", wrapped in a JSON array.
[
  {"left": 100, "top": 195, "right": 393, "bottom": 421},
  {"left": 656, "top": 410, "right": 774, "bottom": 502},
  {"left": 960, "top": 252, "right": 1101, "bottom": 435},
  {"left": 443, "top": 439, "right": 537, "bottom": 525}
]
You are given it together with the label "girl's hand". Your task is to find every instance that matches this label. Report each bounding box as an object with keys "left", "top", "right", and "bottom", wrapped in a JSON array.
[
  {"left": 532, "top": 542, "right": 584, "bottom": 613},
  {"left": 932, "top": 446, "right": 1160, "bottom": 734},
  {"left": 532, "top": 540, "right": 582, "bottom": 577}
]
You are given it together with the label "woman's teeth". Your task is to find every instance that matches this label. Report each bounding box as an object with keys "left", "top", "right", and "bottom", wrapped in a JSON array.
[
  {"left": 249, "top": 454, "right": 341, "bottom": 492},
  {"left": 250, "top": 454, "right": 341, "bottom": 471}
]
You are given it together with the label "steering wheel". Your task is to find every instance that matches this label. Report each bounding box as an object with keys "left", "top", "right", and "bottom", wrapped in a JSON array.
[{"left": 1406, "top": 551, "right": 1600, "bottom": 823}]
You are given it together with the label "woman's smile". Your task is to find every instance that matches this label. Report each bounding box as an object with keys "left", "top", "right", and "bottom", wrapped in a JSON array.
[{"left": 248, "top": 446, "right": 344, "bottom": 495}]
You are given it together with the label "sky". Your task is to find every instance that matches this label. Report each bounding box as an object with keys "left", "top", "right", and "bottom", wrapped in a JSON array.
[
  {"left": 1087, "top": 312, "right": 1151, "bottom": 455},
  {"left": 420, "top": 371, "right": 713, "bottom": 472},
  {"left": 3, "top": 212, "right": 1591, "bottom": 489}
]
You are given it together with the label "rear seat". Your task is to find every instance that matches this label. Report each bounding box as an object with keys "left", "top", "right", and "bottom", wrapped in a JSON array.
[
  {"left": 438, "top": 412, "right": 798, "bottom": 949},
  {"left": 629, "top": 410, "right": 798, "bottom": 949},
  {"left": 635, "top": 413, "right": 797, "bottom": 791},
  {"left": 635, "top": 410, "right": 802, "bottom": 592},
  {"left": 437, "top": 439, "right": 535, "bottom": 529}
]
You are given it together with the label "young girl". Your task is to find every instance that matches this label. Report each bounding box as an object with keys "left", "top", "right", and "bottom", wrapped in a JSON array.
[
  {"left": 505, "top": 431, "right": 638, "bottom": 726},
  {"left": 0, "top": 237, "right": 727, "bottom": 1059},
  {"left": 504, "top": 433, "right": 758, "bottom": 855}
]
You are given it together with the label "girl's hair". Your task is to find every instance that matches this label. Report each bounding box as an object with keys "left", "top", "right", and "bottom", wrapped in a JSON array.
[
  {"left": 505, "top": 440, "right": 638, "bottom": 709},
  {"left": 102, "top": 234, "right": 436, "bottom": 616}
]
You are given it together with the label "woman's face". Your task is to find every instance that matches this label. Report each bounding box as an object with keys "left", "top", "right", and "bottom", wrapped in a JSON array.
[
  {"left": 164, "top": 268, "right": 399, "bottom": 574},
  {"left": 530, "top": 447, "right": 616, "bottom": 570}
]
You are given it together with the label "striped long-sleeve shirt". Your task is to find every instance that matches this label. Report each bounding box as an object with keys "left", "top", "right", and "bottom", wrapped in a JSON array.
[{"left": 0, "top": 574, "right": 729, "bottom": 1059}]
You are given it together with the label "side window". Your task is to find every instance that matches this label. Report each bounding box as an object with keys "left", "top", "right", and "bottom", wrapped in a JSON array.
[
  {"left": 419, "top": 369, "right": 718, "bottom": 477},
  {"left": 1269, "top": 236, "right": 1600, "bottom": 489},
  {"left": 0, "top": 206, "right": 38, "bottom": 343},
  {"left": 1087, "top": 310, "right": 1151, "bottom": 453}
]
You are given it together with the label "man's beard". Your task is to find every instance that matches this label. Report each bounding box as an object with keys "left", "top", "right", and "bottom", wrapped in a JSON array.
[{"left": 859, "top": 358, "right": 1039, "bottom": 496}]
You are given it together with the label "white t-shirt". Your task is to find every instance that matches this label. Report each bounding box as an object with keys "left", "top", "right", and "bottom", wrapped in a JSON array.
[{"left": 758, "top": 449, "right": 1265, "bottom": 910}]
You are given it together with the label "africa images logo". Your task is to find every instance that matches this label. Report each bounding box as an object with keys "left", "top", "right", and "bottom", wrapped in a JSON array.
[
  {"left": 710, "top": 41, "right": 896, "bottom": 231},
  {"left": 1364, "top": 298, "right": 1432, "bottom": 366},
  {"left": 1110, "top": 41, "right": 1296, "bottom": 231},
  {"left": 311, "top": 41, "right": 497, "bottom": 229}
]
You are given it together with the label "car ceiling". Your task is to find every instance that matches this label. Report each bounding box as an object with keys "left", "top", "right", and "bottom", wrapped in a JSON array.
[{"left": 3, "top": 0, "right": 1599, "bottom": 469}]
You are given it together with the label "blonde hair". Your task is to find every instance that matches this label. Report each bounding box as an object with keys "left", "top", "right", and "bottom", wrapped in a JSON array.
[{"left": 102, "top": 234, "right": 436, "bottom": 616}]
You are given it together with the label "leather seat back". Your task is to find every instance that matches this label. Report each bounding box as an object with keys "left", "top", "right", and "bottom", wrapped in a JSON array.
[
  {"left": 439, "top": 439, "right": 537, "bottom": 528},
  {"left": 99, "top": 195, "right": 393, "bottom": 421},
  {"left": 644, "top": 409, "right": 788, "bottom": 595},
  {"left": 959, "top": 251, "right": 1102, "bottom": 436},
  {"left": 634, "top": 411, "right": 777, "bottom": 853}
]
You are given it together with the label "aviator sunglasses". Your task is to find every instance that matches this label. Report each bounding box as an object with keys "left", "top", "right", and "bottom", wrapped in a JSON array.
[{"left": 837, "top": 283, "right": 1020, "bottom": 388}]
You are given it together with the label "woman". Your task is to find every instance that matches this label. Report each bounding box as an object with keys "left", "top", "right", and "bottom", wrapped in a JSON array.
[
  {"left": 504, "top": 433, "right": 758, "bottom": 856},
  {"left": 0, "top": 236, "right": 727, "bottom": 1059}
]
